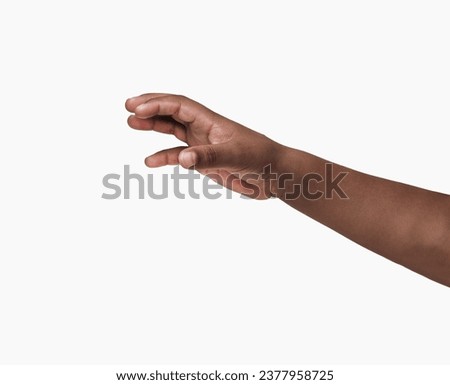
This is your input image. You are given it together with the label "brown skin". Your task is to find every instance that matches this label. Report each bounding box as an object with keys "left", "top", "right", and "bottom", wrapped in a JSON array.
[{"left": 126, "top": 93, "right": 450, "bottom": 287}]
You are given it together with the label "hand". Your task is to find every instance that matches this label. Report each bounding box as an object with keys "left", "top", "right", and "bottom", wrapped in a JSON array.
[{"left": 125, "top": 93, "right": 284, "bottom": 199}]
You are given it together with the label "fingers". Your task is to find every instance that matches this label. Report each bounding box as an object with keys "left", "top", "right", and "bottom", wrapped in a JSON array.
[
  {"left": 145, "top": 146, "right": 187, "bottom": 168},
  {"left": 127, "top": 115, "right": 187, "bottom": 142},
  {"left": 132, "top": 94, "right": 217, "bottom": 128},
  {"left": 145, "top": 141, "right": 239, "bottom": 172},
  {"left": 178, "top": 143, "right": 238, "bottom": 169},
  {"left": 125, "top": 93, "right": 170, "bottom": 112}
]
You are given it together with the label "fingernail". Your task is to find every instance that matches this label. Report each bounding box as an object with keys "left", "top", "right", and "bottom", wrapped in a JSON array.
[
  {"left": 134, "top": 104, "right": 145, "bottom": 113},
  {"left": 179, "top": 151, "right": 196, "bottom": 168}
]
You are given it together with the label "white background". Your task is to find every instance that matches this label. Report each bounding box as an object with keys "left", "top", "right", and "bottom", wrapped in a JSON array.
[{"left": 0, "top": 0, "right": 449, "bottom": 366}]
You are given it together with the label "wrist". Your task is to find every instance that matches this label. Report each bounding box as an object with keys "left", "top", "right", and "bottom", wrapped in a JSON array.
[{"left": 268, "top": 144, "right": 309, "bottom": 199}]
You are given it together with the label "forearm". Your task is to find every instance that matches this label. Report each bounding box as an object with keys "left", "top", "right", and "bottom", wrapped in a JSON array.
[{"left": 272, "top": 146, "right": 450, "bottom": 287}]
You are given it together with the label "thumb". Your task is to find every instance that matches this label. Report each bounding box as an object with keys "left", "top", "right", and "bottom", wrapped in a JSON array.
[{"left": 178, "top": 143, "right": 237, "bottom": 169}]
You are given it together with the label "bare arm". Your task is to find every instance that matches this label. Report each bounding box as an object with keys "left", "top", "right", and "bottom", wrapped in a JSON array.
[
  {"left": 273, "top": 147, "right": 450, "bottom": 286},
  {"left": 125, "top": 93, "right": 450, "bottom": 287}
]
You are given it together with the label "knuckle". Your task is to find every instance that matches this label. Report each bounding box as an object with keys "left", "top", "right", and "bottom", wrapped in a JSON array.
[
  {"left": 203, "top": 146, "right": 217, "bottom": 166},
  {"left": 175, "top": 94, "right": 189, "bottom": 102}
]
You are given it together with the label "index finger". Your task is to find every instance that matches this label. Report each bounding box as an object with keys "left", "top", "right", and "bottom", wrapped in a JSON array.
[
  {"left": 125, "top": 93, "right": 170, "bottom": 112},
  {"left": 133, "top": 94, "right": 217, "bottom": 128}
]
